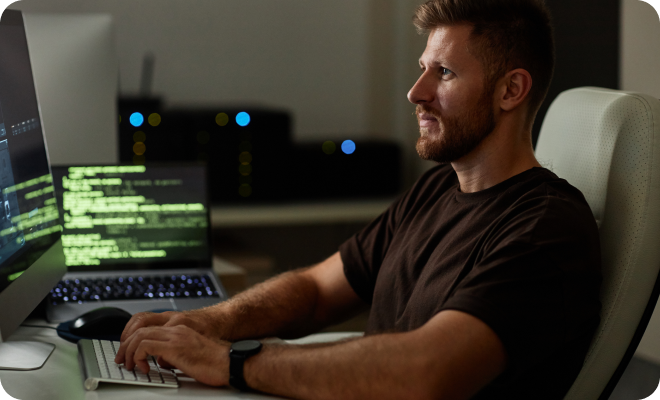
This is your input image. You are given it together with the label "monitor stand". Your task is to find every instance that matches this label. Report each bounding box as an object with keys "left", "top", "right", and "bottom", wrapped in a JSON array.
[{"left": 0, "top": 341, "right": 55, "bottom": 370}]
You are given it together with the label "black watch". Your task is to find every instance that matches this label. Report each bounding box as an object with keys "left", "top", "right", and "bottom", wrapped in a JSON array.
[{"left": 229, "top": 340, "right": 262, "bottom": 391}]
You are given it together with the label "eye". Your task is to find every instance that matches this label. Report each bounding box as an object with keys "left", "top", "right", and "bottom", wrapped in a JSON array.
[{"left": 442, "top": 68, "right": 453, "bottom": 76}]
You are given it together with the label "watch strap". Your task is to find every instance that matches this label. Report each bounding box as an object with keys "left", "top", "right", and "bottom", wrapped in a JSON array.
[
  {"left": 229, "top": 353, "right": 250, "bottom": 391},
  {"left": 229, "top": 340, "right": 262, "bottom": 391}
]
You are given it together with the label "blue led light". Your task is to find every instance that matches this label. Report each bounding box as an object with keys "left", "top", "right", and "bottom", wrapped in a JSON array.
[
  {"left": 341, "top": 140, "right": 356, "bottom": 154},
  {"left": 129, "top": 112, "right": 144, "bottom": 127},
  {"left": 236, "top": 112, "right": 251, "bottom": 127}
]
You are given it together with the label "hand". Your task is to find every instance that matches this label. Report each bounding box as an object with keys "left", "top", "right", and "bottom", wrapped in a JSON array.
[
  {"left": 117, "top": 324, "right": 231, "bottom": 387},
  {"left": 119, "top": 310, "right": 218, "bottom": 343},
  {"left": 116, "top": 310, "right": 220, "bottom": 364}
]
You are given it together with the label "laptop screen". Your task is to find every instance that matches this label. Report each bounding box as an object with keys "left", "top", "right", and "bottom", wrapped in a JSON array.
[{"left": 52, "top": 164, "right": 211, "bottom": 272}]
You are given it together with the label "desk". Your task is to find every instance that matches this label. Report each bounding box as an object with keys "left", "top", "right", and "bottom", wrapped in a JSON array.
[{"left": 1, "top": 321, "right": 360, "bottom": 400}]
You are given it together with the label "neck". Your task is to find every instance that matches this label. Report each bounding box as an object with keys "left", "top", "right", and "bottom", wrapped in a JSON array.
[{"left": 451, "top": 122, "right": 541, "bottom": 193}]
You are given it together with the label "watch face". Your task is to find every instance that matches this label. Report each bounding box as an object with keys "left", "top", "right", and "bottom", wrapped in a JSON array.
[{"left": 232, "top": 340, "right": 262, "bottom": 353}]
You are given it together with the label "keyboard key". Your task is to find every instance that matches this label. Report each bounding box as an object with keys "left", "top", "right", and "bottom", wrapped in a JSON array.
[
  {"left": 160, "top": 369, "right": 177, "bottom": 383},
  {"left": 108, "top": 363, "right": 123, "bottom": 380},
  {"left": 118, "top": 365, "right": 137, "bottom": 381},
  {"left": 148, "top": 371, "right": 163, "bottom": 383},
  {"left": 136, "top": 371, "right": 150, "bottom": 382},
  {"left": 102, "top": 342, "right": 115, "bottom": 356}
]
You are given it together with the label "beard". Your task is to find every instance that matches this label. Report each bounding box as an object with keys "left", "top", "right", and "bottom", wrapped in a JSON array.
[{"left": 415, "top": 87, "right": 496, "bottom": 164}]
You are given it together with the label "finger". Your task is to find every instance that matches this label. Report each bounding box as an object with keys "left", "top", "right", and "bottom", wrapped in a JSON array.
[
  {"left": 157, "top": 356, "right": 175, "bottom": 369},
  {"left": 123, "top": 327, "right": 172, "bottom": 371},
  {"left": 115, "top": 334, "right": 134, "bottom": 364},
  {"left": 116, "top": 325, "right": 145, "bottom": 364},
  {"left": 134, "top": 340, "right": 171, "bottom": 374},
  {"left": 117, "top": 312, "right": 173, "bottom": 363},
  {"left": 121, "top": 312, "right": 169, "bottom": 343},
  {"left": 124, "top": 327, "right": 172, "bottom": 370},
  {"left": 120, "top": 312, "right": 150, "bottom": 343}
]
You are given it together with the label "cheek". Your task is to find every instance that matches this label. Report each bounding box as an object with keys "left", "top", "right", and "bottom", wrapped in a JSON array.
[
  {"left": 436, "top": 86, "right": 461, "bottom": 114},
  {"left": 438, "top": 84, "right": 479, "bottom": 115}
]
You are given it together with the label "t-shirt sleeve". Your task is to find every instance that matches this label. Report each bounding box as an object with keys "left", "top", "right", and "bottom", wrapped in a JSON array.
[
  {"left": 339, "top": 165, "right": 451, "bottom": 304},
  {"left": 440, "top": 190, "right": 601, "bottom": 382},
  {"left": 339, "top": 194, "right": 405, "bottom": 305}
]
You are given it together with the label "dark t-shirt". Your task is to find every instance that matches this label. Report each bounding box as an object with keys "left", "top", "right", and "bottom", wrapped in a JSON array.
[{"left": 339, "top": 164, "right": 601, "bottom": 399}]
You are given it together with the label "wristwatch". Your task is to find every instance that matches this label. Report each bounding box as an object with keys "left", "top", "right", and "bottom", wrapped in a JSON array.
[{"left": 229, "top": 340, "right": 263, "bottom": 391}]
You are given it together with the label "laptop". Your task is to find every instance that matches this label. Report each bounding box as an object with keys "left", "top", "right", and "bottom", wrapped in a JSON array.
[{"left": 46, "top": 163, "right": 228, "bottom": 322}]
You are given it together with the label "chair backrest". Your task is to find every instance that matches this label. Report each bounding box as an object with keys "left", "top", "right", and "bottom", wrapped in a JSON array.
[{"left": 535, "top": 87, "right": 660, "bottom": 399}]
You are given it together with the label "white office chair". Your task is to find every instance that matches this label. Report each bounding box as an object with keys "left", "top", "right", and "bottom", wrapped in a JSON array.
[{"left": 535, "top": 87, "right": 660, "bottom": 399}]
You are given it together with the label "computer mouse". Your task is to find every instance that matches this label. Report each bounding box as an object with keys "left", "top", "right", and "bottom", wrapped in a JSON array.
[{"left": 69, "top": 307, "right": 133, "bottom": 337}]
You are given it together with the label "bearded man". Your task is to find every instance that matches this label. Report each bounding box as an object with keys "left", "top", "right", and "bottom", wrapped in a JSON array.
[{"left": 115, "top": 0, "right": 602, "bottom": 399}]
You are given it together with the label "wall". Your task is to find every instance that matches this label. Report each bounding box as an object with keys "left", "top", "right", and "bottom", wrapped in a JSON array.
[
  {"left": 620, "top": 0, "right": 660, "bottom": 363},
  {"left": 620, "top": 0, "right": 660, "bottom": 98}
]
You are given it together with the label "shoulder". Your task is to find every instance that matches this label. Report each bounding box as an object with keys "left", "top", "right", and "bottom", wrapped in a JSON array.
[{"left": 502, "top": 169, "right": 599, "bottom": 244}]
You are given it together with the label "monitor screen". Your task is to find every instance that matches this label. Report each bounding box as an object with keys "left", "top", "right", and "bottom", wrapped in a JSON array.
[
  {"left": 0, "top": 10, "right": 61, "bottom": 292},
  {"left": 52, "top": 164, "right": 211, "bottom": 271},
  {"left": 0, "top": 9, "right": 65, "bottom": 354}
]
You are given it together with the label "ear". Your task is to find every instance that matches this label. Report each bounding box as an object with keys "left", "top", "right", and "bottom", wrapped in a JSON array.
[{"left": 497, "top": 68, "right": 532, "bottom": 112}]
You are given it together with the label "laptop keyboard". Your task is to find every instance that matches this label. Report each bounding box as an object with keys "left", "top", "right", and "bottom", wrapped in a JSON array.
[{"left": 48, "top": 274, "right": 220, "bottom": 305}]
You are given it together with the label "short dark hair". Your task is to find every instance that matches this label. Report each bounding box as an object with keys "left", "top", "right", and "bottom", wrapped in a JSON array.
[{"left": 413, "top": 0, "right": 555, "bottom": 122}]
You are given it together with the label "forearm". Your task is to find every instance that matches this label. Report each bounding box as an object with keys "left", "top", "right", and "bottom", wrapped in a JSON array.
[
  {"left": 197, "top": 268, "right": 324, "bottom": 341},
  {"left": 239, "top": 310, "right": 507, "bottom": 400},
  {"left": 244, "top": 332, "right": 439, "bottom": 400}
]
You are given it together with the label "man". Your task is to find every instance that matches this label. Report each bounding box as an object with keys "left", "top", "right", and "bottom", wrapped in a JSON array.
[{"left": 115, "top": 0, "right": 601, "bottom": 398}]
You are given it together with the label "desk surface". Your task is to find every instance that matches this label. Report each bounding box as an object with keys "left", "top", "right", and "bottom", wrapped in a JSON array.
[{"left": 1, "top": 321, "right": 360, "bottom": 400}]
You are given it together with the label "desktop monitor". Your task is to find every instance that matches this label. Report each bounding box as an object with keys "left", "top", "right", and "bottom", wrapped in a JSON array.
[
  {"left": 0, "top": 9, "right": 66, "bottom": 369},
  {"left": 21, "top": 13, "right": 118, "bottom": 166}
]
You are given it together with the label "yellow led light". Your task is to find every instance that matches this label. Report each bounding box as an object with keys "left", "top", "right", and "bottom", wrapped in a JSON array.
[
  {"left": 238, "top": 164, "right": 252, "bottom": 176},
  {"left": 133, "top": 131, "right": 146, "bottom": 143},
  {"left": 133, "top": 142, "right": 146, "bottom": 155},
  {"left": 238, "top": 151, "right": 252, "bottom": 165},
  {"left": 216, "top": 113, "right": 229, "bottom": 126},
  {"left": 322, "top": 141, "right": 336, "bottom": 155},
  {"left": 148, "top": 113, "right": 161, "bottom": 126}
]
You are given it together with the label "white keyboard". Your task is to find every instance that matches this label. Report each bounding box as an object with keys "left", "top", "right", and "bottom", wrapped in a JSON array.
[{"left": 78, "top": 339, "right": 179, "bottom": 390}]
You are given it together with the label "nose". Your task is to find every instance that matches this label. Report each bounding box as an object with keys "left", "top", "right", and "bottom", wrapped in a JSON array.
[{"left": 407, "top": 72, "right": 434, "bottom": 105}]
